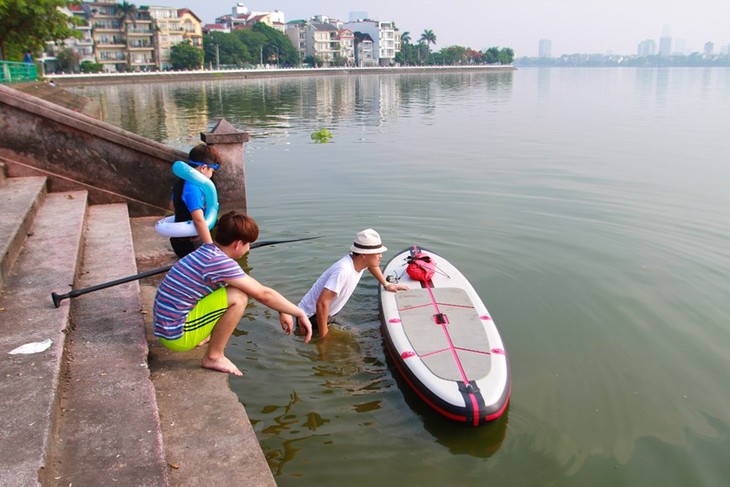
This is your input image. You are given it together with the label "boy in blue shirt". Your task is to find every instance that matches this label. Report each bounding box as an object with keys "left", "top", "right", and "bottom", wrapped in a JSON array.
[{"left": 170, "top": 143, "right": 221, "bottom": 258}]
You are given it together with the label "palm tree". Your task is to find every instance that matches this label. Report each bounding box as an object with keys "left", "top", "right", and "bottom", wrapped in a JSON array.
[
  {"left": 116, "top": 1, "right": 138, "bottom": 26},
  {"left": 115, "top": 1, "right": 138, "bottom": 70},
  {"left": 400, "top": 31, "right": 411, "bottom": 45},
  {"left": 419, "top": 29, "right": 436, "bottom": 49}
]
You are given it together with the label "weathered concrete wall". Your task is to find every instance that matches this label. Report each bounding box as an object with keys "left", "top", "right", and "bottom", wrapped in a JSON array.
[
  {"left": 49, "top": 65, "right": 516, "bottom": 87},
  {"left": 0, "top": 83, "right": 185, "bottom": 216}
]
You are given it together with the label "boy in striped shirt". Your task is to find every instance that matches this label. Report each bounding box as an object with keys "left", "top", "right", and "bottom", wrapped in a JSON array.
[{"left": 153, "top": 211, "right": 313, "bottom": 375}]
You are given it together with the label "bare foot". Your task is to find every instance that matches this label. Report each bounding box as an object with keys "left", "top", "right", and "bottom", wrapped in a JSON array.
[
  {"left": 202, "top": 355, "right": 243, "bottom": 376},
  {"left": 196, "top": 336, "right": 211, "bottom": 348}
]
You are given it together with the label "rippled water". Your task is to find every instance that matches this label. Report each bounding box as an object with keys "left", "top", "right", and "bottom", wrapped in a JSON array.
[{"left": 75, "top": 67, "right": 730, "bottom": 486}]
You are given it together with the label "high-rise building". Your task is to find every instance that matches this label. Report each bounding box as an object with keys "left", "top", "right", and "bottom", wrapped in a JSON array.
[
  {"left": 637, "top": 39, "right": 656, "bottom": 57},
  {"left": 659, "top": 36, "right": 672, "bottom": 56},
  {"left": 704, "top": 41, "right": 714, "bottom": 55},
  {"left": 538, "top": 39, "right": 552, "bottom": 58},
  {"left": 659, "top": 25, "right": 672, "bottom": 56}
]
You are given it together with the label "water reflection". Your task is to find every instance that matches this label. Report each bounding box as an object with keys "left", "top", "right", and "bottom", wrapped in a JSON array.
[
  {"left": 74, "top": 71, "right": 515, "bottom": 148},
  {"left": 254, "top": 391, "right": 332, "bottom": 476}
]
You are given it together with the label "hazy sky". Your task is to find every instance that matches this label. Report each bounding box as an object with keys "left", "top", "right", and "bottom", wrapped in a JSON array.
[{"left": 161, "top": 0, "right": 730, "bottom": 56}]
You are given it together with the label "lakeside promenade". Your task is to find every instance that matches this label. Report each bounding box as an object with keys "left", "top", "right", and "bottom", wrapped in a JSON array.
[{"left": 48, "top": 64, "right": 515, "bottom": 87}]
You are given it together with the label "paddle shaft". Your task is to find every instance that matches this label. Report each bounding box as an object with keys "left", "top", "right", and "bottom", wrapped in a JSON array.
[{"left": 51, "top": 236, "right": 321, "bottom": 308}]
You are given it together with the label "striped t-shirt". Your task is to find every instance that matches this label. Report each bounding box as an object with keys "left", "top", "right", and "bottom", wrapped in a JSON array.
[{"left": 153, "top": 243, "right": 246, "bottom": 340}]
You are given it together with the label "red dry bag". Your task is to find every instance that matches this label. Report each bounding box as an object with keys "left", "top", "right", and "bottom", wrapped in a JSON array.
[{"left": 406, "top": 253, "right": 436, "bottom": 282}]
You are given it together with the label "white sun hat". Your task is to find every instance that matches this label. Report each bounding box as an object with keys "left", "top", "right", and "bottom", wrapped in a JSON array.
[{"left": 350, "top": 228, "right": 388, "bottom": 254}]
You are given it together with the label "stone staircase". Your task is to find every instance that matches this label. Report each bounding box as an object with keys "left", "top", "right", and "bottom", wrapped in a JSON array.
[
  {"left": 0, "top": 163, "right": 168, "bottom": 485},
  {"left": 0, "top": 164, "right": 277, "bottom": 486}
]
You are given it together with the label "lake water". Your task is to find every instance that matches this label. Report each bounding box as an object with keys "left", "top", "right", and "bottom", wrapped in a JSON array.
[{"left": 74, "top": 67, "right": 730, "bottom": 486}]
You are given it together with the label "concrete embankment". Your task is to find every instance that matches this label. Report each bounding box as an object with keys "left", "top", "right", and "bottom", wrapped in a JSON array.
[
  {"left": 0, "top": 84, "right": 275, "bottom": 485},
  {"left": 48, "top": 64, "right": 516, "bottom": 87}
]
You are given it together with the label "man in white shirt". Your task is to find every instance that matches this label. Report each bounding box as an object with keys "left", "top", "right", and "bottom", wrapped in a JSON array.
[{"left": 292, "top": 229, "right": 408, "bottom": 338}]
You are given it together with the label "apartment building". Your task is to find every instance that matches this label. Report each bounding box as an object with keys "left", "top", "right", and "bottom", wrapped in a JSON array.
[
  {"left": 343, "top": 19, "right": 397, "bottom": 66},
  {"left": 83, "top": 1, "right": 128, "bottom": 71},
  {"left": 179, "top": 9, "right": 204, "bottom": 49},
  {"left": 285, "top": 16, "right": 356, "bottom": 66},
  {"left": 149, "top": 6, "right": 186, "bottom": 71},
  {"left": 124, "top": 7, "right": 155, "bottom": 70},
  {"left": 41, "top": 1, "right": 202, "bottom": 73}
]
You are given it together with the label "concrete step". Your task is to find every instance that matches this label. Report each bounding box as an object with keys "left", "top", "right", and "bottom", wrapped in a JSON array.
[
  {"left": 0, "top": 175, "right": 47, "bottom": 291},
  {"left": 46, "top": 204, "right": 168, "bottom": 485},
  {"left": 0, "top": 190, "right": 87, "bottom": 486}
]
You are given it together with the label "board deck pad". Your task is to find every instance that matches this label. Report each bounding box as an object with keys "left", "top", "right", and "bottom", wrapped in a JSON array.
[{"left": 395, "top": 287, "right": 492, "bottom": 381}]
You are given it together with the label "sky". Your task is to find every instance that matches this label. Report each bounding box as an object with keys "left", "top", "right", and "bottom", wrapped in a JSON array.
[{"left": 159, "top": 0, "right": 730, "bottom": 57}]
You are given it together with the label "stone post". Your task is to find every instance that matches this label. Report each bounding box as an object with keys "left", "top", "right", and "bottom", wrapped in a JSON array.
[{"left": 200, "top": 119, "right": 250, "bottom": 214}]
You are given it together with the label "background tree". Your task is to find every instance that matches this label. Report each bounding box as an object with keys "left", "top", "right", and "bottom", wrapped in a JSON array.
[
  {"left": 251, "top": 22, "right": 298, "bottom": 66},
  {"left": 234, "top": 28, "right": 266, "bottom": 65},
  {"left": 483, "top": 47, "right": 500, "bottom": 64},
  {"left": 440, "top": 45, "right": 468, "bottom": 65},
  {"left": 56, "top": 46, "right": 81, "bottom": 72},
  {"left": 80, "top": 60, "right": 104, "bottom": 73},
  {"left": 497, "top": 47, "right": 514, "bottom": 64},
  {"left": 170, "top": 41, "right": 203, "bottom": 70},
  {"left": 0, "top": 0, "right": 82, "bottom": 60},
  {"left": 203, "top": 31, "right": 249, "bottom": 67}
]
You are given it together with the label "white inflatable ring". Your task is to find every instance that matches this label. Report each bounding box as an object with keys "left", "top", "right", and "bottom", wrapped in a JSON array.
[{"left": 155, "top": 161, "right": 219, "bottom": 238}]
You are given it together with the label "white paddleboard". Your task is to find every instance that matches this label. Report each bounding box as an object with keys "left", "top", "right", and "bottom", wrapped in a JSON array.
[{"left": 379, "top": 246, "right": 510, "bottom": 426}]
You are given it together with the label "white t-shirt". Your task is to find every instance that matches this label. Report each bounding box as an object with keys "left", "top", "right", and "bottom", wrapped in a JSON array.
[{"left": 298, "top": 254, "right": 364, "bottom": 317}]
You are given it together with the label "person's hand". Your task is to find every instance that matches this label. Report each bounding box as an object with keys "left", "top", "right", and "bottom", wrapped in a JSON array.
[
  {"left": 384, "top": 282, "right": 409, "bottom": 292},
  {"left": 298, "top": 314, "right": 313, "bottom": 343},
  {"left": 279, "top": 313, "right": 293, "bottom": 335}
]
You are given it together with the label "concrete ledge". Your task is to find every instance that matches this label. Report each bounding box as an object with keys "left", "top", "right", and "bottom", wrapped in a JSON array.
[{"left": 0, "top": 83, "right": 186, "bottom": 216}]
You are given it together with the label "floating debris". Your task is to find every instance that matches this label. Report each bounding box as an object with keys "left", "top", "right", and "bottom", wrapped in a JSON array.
[{"left": 311, "top": 128, "right": 333, "bottom": 143}]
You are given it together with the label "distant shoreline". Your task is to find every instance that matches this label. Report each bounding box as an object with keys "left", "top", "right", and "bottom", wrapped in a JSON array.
[{"left": 47, "top": 65, "right": 516, "bottom": 87}]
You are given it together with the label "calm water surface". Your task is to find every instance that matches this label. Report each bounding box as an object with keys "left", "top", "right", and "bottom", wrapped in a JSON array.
[{"left": 75, "top": 68, "right": 730, "bottom": 486}]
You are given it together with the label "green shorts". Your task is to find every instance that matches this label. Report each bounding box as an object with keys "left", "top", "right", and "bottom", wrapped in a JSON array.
[{"left": 159, "top": 287, "right": 228, "bottom": 352}]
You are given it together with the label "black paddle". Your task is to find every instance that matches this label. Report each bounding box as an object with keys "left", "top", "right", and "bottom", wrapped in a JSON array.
[{"left": 51, "top": 235, "right": 322, "bottom": 308}]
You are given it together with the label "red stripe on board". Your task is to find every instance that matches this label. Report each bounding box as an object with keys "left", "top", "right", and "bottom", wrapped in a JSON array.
[{"left": 455, "top": 346, "right": 493, "bottom": 356}]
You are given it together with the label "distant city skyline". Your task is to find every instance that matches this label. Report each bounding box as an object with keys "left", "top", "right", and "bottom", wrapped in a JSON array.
[{"left": 157, "top": 0, "right": 730, "bottom": 57}]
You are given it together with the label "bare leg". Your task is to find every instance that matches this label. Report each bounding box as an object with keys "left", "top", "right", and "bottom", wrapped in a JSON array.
[{"left": 201, "top": 287, "right": 247, "bottom": 376}]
